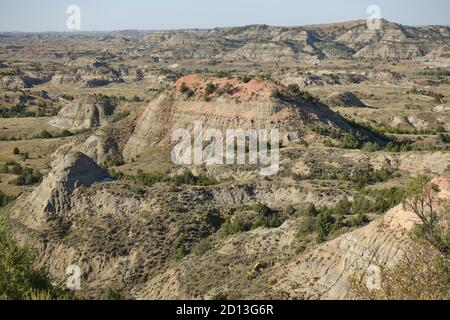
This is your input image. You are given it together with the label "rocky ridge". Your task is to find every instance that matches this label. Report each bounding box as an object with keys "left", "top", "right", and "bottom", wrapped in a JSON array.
[{"left": 50, "top": 95, "right": 117, "bottom": 130}]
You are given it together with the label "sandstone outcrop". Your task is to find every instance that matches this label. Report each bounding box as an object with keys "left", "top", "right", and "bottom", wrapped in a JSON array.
[
  {"left": 271, "top": 176, "right": 450, "bottom": 299},
  {"left": 50, "top": 95, "right": 116, "bottom": 130},
  {"left": 12, "top": 151, "right": 110, "bottom": 229},
  {"left": 136, "top": 20, "right": 449, "bottom": 62},
  {"left": 140, "top": 176, "right": 450, "bottom": 300},
  {"left": 1, "top": 74, "right": 51, "bottom": 90},
  {"left": 123, "top": 74, "right": 356, "bottom": 159},
  {"left": 79, "top": 132, "right": 123, "bottom": 167}
]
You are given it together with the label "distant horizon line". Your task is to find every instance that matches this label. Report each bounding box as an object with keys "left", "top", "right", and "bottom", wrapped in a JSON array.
[{"left": 1, "top": 18, "right": 449, "bottom": 34}]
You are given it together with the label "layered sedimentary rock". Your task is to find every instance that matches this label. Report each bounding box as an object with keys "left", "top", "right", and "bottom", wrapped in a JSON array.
[
  {"left": 12, "top": 151, "right": 110, "bottom": 229},
  {"left": 1, "top": 74, "right": 51, "bottom": 90},
  {"left": 50, "top": 95, "right": 116, "bottom": 130},
  {"left": 123, "top": 74, "right": 354, "bottom": 159},
  {"left": 139, "top": 177, "right": 450, "bottom": 300}
]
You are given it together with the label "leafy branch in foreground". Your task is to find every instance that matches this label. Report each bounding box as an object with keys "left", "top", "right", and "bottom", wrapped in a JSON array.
[
  {"left": 350, "top": 175, "right": 450, "bottom": 300},
  {"left": 403, "top": 175, "right": 449, "bottom": 253},
  {"left": 0, "top": 211, "right": 74, "bottom": 300},
  {"left": 350, "top": 242, "right": 449, "bottom": 300}
]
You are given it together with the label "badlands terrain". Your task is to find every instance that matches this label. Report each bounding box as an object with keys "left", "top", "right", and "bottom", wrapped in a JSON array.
[{"left": 0, "top": 19, "right": 449, "bottom": 299}]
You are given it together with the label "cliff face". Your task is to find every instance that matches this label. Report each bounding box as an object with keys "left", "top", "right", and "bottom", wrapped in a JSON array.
[
  {"left": 9, "top": 143, "right": 450, "bottom": 299},
  {"left": 8, "top": 100, "right": 450, "bottom": 299},
  {"left": 12, "top": 151, "right": 110, "bottom": 229},
  {"left": 13, "top": 152, "right": 109, "bottom": 229},
  {"left": 1, "top": 74, "right": 51, "bottom": 90},
  {"left": 139, "top": 177, "right": 450, "bottom": 300},
  {"left": 0, "top": 20, "right": 448, "bottom": 65},
  {"left": 270, "top": 205, "right": 418, "bottom": 299},
  {"left": 50, "top": 95, "right": 116, "bottom": 130},
  {"left": 136, "top": 20, "right": 450, "bottom": 62},
  {"left": 1, "top": 17, "right": 449, "bottom": 301},
  {"left": 123, "top": 74, "right": 355, "bottom": 159}
]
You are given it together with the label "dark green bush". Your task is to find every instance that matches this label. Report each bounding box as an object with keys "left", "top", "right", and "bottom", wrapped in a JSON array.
[
  {"left": 351, "top": 193, "right": 372, "bottom": 215},
  {"left": 348, "top": 213, "right": 370, "bottom": 227},
  {"left": 303, "top": 202, "right": 318, "bottom": 217},
  {"left": 315, "top": 209, "right": 336, "bottom": 242},
  {"left": 439, "top": 133, "right": 450, "bottom": 144},
  {"left": 204, "top": 83, "right": 218, "bottom": 96},
  {"left": 9, "top": 167, "right": 42, "bottom": 186},
  {"left": 220, "top": 216, "right": 253, "bottom": 237},
  {"left": 191, "top": 238, "right": 213, "bottom": 256},
  {"left": 179, "top": 82, "right": 190, "bottom": 93},
  {"left": 296, "top": 216, "right": 316, "bottom": 237},
  {"left": 334, "top": 197, "right": 352, "bottom": 216},
  {"left": 0, "top": 191, "right": 15, "bottom": 207},
  {"left": 0, "top": 213, "right": 72, "bottom": 300}
]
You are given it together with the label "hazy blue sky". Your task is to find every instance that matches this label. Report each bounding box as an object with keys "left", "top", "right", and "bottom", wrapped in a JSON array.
[{"left": 0, "top": 0, "right": 449, "bottom": 32}]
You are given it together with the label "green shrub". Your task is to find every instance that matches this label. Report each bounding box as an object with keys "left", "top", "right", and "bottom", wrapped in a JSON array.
[
  {"left": 222, "top": 82, "right": 234, "bottom": 95},
  {"left": 270, "top": 90, "right": 284, "bottom": 100},
  {"left": 296, "top": 216, "right": 316, "bottom": 237},
  {"left": 29, "top": 129, "right": 74, "bottom": 140},
  {"left": 297, "top": 90, "right": 317, "bottom": 102},
  {"left": 315, "top": 209, "right": 336, "bottom": 242},
  {"left": 220, "top": 216, "right": 252, "bottom": 237},
  {"left": 114, "top": 169, "right": 218, "bottom": 187},
  {"left": 107, "top": 158, "right": 125, "bottom": 167},
  {"left": 348, "top": 213, "right": 370, "bottom": 227},
  {"left": 215, "top": 70, "right": 230, "bottom": 78},
  {"left": 172, "top": 170, "right": 218, "bottom": 187},
  {"left": 252, "top": 214, "right": 283, "bottom": 229},
  {"left": 238, "top": 75, "right": 253, "bottom": 83},
  {"left": 132, "top": 95, "right": 141, "bottom": 102},
  {"left": 175, "top": 246, "right": 189, "bottom": 261},
  {"left": 296, "top": 166, "right": 398, "bottom": 187},
  {"left": 252, "top": 202, "right": 272, "bottom": 215},
  {"left": 204, "top": 83, "right": 218, "bottom": 96},
  {"left": 37, "top": 130, "right": 53, "bottom": 139},
  {"left": 407, "top": 87, "right": 444, "bottom": 103},
  {"left": 334, "top": 197, "right": 352, "bottom": 216},
  {"left": 0, "top": 161, "right": 23, "bottom": 175},
  {"left": 439, "top": 133, "right": 450, "bottom": 144},
  {"left": 417, "top": 68, "right": 450, "bottom": 77},
  {"left": 303, "top": 202, "right": 318, "bottom": 217},
  {"left": 284, "top": 205, "right": 296, "bottom": 216},
  {"left": 288, "top": 84, "right": 300, "bottom": 95},
  {"left": 191, "top": 238, "right": 213, "bottom": 256},
  {"left": 0, "top": 212, "right": 71, "bottom": 300},
  {"left": 9, "top": 168, "right": 42, "bottom": 186},
  {"left": 60, "top": 130, "right": 73, "bottom": 137},
  {"left": 108, "top": 168, "right": 124, "bottom": 180},
  {"left": 102, "top": 288, "right": 129, "bottom": 300},
  {"left": 351, "top": 193, "right": 372, "bottom": 215},
  {"left": 0, "top": 191, "right": 15, "bottom": 207},
  {"left": 179, "top": 82, "right": 190, "bottom": 93},
  {"left": 362, "top": 142, "right": 380, "bottom": 152},
  {"left": 295, "top": 187, "right": 405, "bottom": 242},
  {"left": 1, "top": 161, "right": 42, "bottom": 186}
]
